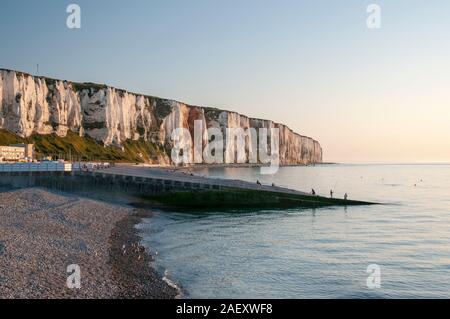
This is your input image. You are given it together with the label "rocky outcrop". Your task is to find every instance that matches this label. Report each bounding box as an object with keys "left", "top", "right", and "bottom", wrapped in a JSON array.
[{"left": 0, "top": 69, "right": 322, "bottom": 165}]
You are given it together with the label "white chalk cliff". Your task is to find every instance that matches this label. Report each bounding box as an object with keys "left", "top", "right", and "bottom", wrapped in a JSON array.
[{"left": 0, "top": 69, "right": 322, "bottom": 165}]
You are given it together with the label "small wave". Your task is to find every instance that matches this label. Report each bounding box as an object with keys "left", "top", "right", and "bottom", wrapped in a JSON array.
[{"left": 162, "top": 269, "right": 184, "bottom": 299}]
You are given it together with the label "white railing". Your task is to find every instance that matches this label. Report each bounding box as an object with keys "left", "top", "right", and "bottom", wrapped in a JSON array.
[
  {"left": 0, "top": 162, "right": 76, "bottom": 172},
  {"left": 0, "top": 162, "right": 110, "bottom": 172}
]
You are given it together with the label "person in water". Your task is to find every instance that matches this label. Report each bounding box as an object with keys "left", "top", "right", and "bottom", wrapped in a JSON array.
[{"left": 256, "top": 180, "right": 262, "bottom": 186}]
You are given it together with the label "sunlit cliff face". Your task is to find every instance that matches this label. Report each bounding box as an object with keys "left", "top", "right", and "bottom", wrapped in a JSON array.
[{"left": 0, "top": 69, "right": 322, "bottom": 165}]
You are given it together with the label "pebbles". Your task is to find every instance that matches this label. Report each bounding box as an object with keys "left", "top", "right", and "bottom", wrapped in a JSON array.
[
  {"left": 0, "top": 242, "right": 6, "bottom": 256},
  {"left": 0, "top": 188, "right": 176, "bottom": 299}
]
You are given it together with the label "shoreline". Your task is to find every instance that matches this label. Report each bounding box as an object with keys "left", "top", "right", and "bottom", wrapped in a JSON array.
[
  {"left": 109, "top": 208, "right": 178, "bottom": 299},
  {"left": 0, "top": 187, "right": 177, "bottom": 299}
]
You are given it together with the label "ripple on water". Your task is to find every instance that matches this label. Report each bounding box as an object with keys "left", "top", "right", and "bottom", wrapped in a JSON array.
[{"left": 139, "top": 165, "right": 450, "bottom": 298}]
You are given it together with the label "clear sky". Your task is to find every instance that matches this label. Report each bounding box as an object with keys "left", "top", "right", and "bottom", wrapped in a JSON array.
[{"left": 1, "top": 0, "right": 450, "bottom": 162}]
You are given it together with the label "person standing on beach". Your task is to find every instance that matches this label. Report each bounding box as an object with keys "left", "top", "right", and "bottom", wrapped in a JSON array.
[
  {"left": 330, "top": 190, "right": 334, "bottom": 198},
  {"left": 344, "top": 193, "right": 348, "bottom": 200}
]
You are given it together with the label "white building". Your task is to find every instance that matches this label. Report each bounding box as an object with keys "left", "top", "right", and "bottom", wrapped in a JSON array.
[{"left": 0, "top": 144, "right": 34, "bottom": 162}]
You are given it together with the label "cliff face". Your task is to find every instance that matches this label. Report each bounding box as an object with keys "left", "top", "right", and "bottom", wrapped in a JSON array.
[{"left": 0, "top": 69, "right": 322, "bottom": 165}]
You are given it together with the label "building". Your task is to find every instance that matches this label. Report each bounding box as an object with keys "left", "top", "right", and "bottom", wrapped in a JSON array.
[
  {"left": 0, "top": 144, "right": 34, "bottom": 162},
  {"left": 13, "top": 144, "right": 35, "bottom": 159}
]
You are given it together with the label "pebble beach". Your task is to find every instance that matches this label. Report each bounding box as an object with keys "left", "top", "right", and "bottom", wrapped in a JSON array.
[{"left": 0, "top": 188, "right": 176, "bottom": 299}]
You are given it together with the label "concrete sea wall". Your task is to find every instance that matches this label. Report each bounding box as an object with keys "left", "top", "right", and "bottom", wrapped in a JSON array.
[{"left": 0, "top": 171, "right": 373, "bottom": 209}]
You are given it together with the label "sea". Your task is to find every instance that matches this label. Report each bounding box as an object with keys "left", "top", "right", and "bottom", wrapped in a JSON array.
[{"left": 137, "top": 164, "right": 450, "bottom": 298}]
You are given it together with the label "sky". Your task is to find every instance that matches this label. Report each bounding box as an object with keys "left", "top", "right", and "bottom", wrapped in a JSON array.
[{"left": 1, "top": 0, "right": 450, "bottom": 162}]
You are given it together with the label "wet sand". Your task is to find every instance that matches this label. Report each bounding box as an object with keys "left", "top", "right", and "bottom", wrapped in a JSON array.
[{"left": 0, "top": 188, "right": 176, "bottom": 299}]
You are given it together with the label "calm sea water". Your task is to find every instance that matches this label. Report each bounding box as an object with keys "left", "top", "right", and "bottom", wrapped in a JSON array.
[{"left": 138, "top": 164, "right": 450, "bottom": 298}]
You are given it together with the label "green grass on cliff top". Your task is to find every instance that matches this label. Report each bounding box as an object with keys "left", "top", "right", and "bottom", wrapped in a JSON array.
[{"left": 0, "top": 129, "right": 166, "bottom": 163}]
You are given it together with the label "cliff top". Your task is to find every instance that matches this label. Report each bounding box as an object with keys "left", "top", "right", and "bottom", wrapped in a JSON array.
[{"left": 0, "top": 68, "right": 320, "bottom": 145}]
